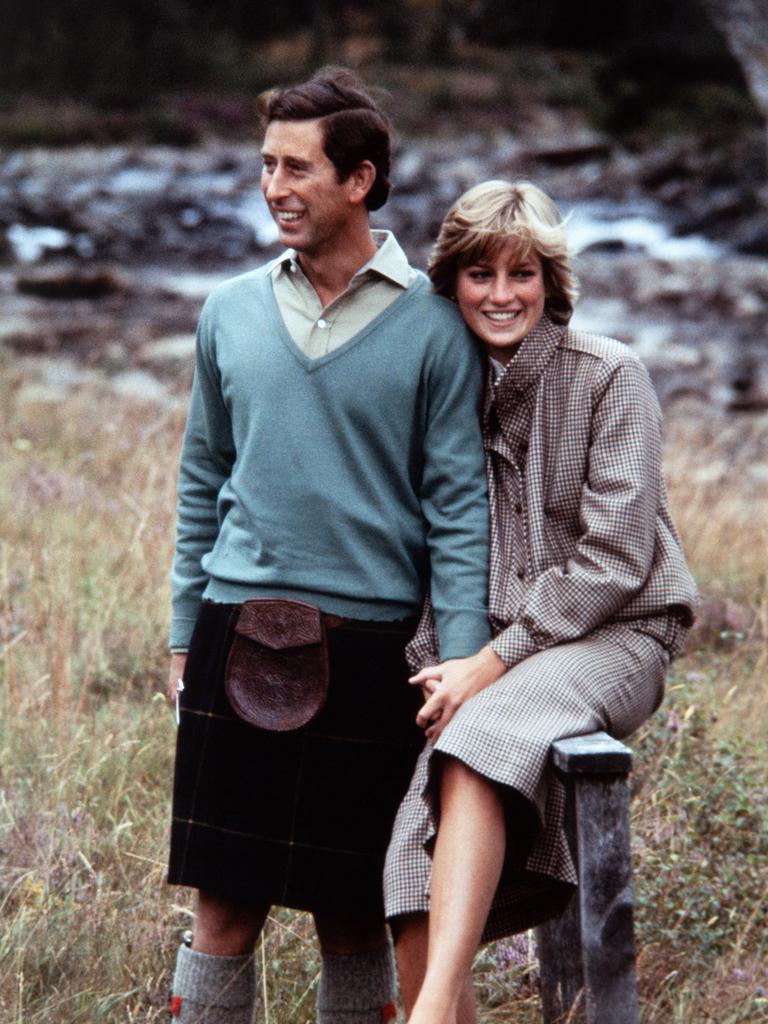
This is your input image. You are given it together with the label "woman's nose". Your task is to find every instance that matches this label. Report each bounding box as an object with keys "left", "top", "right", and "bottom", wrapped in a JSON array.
[{"left": 489, "top": 276, "right": 516, "bottom": 304}]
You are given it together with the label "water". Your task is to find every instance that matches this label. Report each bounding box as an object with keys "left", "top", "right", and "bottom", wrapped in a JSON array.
[
  {"left": 565, "top": 200, "right": 722, "bottom": 261},
  {"left": 0, "top": 146, "right": 730, "bottom": 268}
]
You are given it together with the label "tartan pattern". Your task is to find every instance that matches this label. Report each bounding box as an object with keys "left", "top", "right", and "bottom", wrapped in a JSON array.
[
  {"left": 169, "top": 603, "right": 424, "bottom": 917},
  {"left": 386, "top": 317, "right": 697, "bottom": 939}
]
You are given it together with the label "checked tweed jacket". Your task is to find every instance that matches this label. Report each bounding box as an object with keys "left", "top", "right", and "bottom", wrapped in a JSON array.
[
  {"left": 385, "top": 315, "right": 698, "bottom": 939},
  {"left": 408, "top": 314, "right": 696, "bottom": 670}
]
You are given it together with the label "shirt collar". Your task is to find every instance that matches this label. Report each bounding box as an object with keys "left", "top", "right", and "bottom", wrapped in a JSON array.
[
  {"left": 482, "top": 314, "right": 566, "bottom": 427},
  {"left": 493, "top": 314, "right": 565, "bottom": 395},
  {"left": 361, "top": 230, "right": 412, "bottom": 288},
  {"left": 268, "top": 230, "right": 411, "bottom": 289}
]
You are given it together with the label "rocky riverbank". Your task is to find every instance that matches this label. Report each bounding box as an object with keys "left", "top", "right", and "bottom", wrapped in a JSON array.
[{"left": 1, "top": 121, "right": 767, "bottom": 412}]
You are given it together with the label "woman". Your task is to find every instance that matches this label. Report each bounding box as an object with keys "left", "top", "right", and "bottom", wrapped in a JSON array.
[{"left": 384, "top": 180, "right": 697, "bottom": 1024}]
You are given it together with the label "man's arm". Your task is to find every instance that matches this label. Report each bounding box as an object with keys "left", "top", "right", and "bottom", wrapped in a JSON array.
[
  {"left": 169, "top": 295, "right": 236, "bottom": 650},
  {"left": 418, "top": 313, "right": 491, "bottom": 660}
]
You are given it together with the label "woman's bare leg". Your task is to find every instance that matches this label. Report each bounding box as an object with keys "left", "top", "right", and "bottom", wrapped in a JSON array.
[
  {"left": 405, "top": 757, "right": 506, "bottom": 1024},
  {"left": 395, "top": 913, "right": 476, "bottom": 1023}
]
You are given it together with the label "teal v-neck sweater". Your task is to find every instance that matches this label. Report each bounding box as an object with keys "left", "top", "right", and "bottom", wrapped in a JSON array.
[{"left": 170, "top": 267, "right": 490, "bottom": 657}]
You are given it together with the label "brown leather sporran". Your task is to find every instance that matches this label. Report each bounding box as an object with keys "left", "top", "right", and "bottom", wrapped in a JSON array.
[{"left": 224, "top": 598, "right": 330, "bottom": 731}]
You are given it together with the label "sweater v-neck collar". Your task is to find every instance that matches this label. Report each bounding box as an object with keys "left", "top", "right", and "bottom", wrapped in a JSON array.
[{"left": 264, "top": 270, "right": 429, "bottom": 372}]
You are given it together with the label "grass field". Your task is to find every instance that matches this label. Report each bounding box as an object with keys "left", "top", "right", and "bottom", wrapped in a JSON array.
[{"left": 0, "top": 367, "right": 766, "bottom": 1023}]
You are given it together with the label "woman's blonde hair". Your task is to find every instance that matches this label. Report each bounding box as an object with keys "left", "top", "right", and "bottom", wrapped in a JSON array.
[{"left": 427, "top": 180, "right": 578, "bottom": 323}]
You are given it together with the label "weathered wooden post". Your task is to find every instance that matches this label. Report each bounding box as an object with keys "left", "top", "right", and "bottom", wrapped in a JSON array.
[{"left": 536, "top": 732, "right": 640, "bottom": 1024}]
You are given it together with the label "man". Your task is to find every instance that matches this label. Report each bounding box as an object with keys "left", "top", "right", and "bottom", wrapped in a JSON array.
[{"left": 166, "top": 67, "right": 490, "bottom": 1024}]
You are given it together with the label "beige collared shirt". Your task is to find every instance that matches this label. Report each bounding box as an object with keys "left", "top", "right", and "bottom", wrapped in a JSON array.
[{"left": 267, "top": 229, "right": 419, "bottom": 359}]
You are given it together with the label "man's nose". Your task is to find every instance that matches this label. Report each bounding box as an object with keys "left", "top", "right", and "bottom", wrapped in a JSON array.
[{"left": 264, "top": 166, "right": 288, "bottom": 201}]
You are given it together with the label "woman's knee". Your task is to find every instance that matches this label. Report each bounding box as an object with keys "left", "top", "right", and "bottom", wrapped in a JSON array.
[{"left": 439, "top": 755, "right": 498, "bottom": 801}]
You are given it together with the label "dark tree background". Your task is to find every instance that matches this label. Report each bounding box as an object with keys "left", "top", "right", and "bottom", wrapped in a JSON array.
[{"left": 0, "top": 0, "right": 761, "bottom": 140}]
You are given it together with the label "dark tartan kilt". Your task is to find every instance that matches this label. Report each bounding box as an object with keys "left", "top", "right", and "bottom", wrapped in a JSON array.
[{"left": 168, "top": 600, "right": 424, "bottom": 917}]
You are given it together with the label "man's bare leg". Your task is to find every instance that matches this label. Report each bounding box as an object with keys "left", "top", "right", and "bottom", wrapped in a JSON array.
[
  {"left": 394, "top": 914, "right": 475, "bottom": 1023},
  {"left": 193, "top": 889, "right": 270, "bottom": 953},
  {"left": 170, "top": 890, "right": 268, "bottom": 1022},
  {"left": 405, "top": 756, "right": 506, "bottom": 1024}
]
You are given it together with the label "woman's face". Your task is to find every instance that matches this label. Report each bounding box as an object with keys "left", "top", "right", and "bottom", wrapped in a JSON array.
[{"left": 455, "top": 242, "right": 546, "bottom": 364}]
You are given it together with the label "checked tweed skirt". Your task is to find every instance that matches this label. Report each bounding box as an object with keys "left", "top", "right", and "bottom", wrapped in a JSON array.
[
  {"left": 168, "top": 601, "right": 423, "bottom": 917},
  {"left": 384, "top": 623, "right": 670, "bottom": 941}
]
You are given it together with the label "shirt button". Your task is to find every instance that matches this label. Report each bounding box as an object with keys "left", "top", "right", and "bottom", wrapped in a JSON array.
[{"left": 317, "top": 318, "right": 328, "bottom": 329}]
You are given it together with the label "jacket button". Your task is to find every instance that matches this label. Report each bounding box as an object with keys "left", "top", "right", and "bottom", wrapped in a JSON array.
[
  {"left": 515, "top": 503, "right": 522, "bottom": 514},
  {"left": 516, "top": 569, "right": 525, "bottom": 580}
]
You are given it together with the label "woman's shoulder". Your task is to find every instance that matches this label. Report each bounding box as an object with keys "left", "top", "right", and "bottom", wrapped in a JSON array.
[
  {"left": 559, "top": 326, "right": 643, "bottom": 370},
  {"left": 556, "top": 324, "right": 659, "bottom": 410}
]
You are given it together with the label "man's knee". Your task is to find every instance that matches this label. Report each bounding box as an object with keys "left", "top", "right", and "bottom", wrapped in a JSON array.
[
  {"left": 193, "top": 890, "right": 269, "bottom": 955},
  {"left": 312, "top": 909, "right": 388, "bottom": 955}
]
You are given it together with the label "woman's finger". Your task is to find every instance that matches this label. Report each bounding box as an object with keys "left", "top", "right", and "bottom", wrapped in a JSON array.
[
  {"left": 425, "top": 702, "right": 457, "bottom": 741},
  {"left": 416, "top": 692, "right": 443, "bottom": 729},
  {"left": 409, "top": 665, "right": 443, "bottom": 685}
]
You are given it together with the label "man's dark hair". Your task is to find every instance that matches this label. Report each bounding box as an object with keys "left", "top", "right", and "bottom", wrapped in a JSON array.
[{"left": 258, "top": 67, "right": 393, "bottom": 211}]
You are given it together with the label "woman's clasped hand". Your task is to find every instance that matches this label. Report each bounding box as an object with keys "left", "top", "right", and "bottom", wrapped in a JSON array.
[{"left": 385, "top": 179, "right": 698, "bottom": 1024}]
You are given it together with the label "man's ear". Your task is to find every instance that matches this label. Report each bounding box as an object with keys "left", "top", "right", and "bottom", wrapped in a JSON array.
[{"left": 347, "top": 160, "right": 377, "bottom": 206}]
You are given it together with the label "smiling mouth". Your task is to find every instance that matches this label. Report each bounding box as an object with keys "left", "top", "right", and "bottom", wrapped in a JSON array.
[
  {"left": 483, "top": 311, "right": 521, "bottom": 322},
  {"left": 276, "top": 210, "right": 304, "bottom": 223}
]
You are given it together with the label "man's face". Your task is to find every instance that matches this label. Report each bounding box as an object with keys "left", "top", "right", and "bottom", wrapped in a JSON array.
[{"left": 261, "top": 118, "right": 356, "bottom": 260}]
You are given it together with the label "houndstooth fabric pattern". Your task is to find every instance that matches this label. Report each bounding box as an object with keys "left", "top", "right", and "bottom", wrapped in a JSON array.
[
  {"left": 406, "top": 316, "right": 697, "bottom": 671},
  {"left": 384, "top": 624, "right": 670, "bottom": 940},
  {"left": 387, "top": 316, "right": 697, "bottom": 940}
]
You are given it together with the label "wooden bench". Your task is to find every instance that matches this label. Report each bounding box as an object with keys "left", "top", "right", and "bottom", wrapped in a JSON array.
[{"left": 536, "top": 732, "right": 640, "bottom": 1024}]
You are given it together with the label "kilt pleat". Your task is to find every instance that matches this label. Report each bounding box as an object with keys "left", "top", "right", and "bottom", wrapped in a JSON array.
[
  {"left": 168, "top": 601, "right": 423, "bottom": 917},
  {"left": 384, "top": 623, "right": 669, "bottom": 941}
]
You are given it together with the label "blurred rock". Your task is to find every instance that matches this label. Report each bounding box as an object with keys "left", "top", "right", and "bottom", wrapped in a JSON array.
[
  {"left": 16, "top": 267, "right": 130, "bottom": 299},
  {"left": 0, "top": 132, "right": 767, "bottom": 416},
  {"left": 688, "top": 595, "right": 757, "bottom": 648}
]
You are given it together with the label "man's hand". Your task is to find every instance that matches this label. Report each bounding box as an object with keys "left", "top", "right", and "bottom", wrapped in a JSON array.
[
  {"left": 166, "top": 651, "right": 188, "bottom": 707},
  {"left": 411, "top": 645, "right": 507, "bottom": 742}
]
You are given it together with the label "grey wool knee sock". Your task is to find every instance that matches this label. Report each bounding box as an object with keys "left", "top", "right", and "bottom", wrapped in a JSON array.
[
  {"left": 316, "top": 942, "right": 397, "bottom": 1024},
  {"left": 170, "top": 943, "right": 255, "bottom": 1023}
]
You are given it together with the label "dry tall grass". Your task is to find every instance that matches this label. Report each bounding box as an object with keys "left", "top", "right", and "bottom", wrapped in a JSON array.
[{"left": 0, "top": 369, "right": 766, "bottom": 1023}]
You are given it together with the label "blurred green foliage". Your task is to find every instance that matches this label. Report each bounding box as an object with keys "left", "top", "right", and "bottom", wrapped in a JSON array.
[{"left": 0, "top": 0, "right": 750, "bottom": 100}]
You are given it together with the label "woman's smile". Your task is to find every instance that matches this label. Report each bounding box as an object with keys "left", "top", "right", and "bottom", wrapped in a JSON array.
[{"left": 456, "top": 242, "right": 546, "bottom": 362}]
